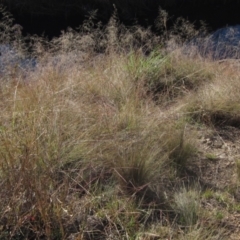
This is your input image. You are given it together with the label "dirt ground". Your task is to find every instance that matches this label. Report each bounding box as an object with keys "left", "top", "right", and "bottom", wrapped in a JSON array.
[{"left": 187, "top": 124, "right": 240, "bottom": 239}]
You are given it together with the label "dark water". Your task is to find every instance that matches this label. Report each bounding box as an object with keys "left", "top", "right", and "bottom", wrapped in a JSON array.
[
  {"left": 187, "top": 25, "right": 240, "bottom": 59},
  {"left": 0, "top": 44, "right": 37, "bottom": 75}
]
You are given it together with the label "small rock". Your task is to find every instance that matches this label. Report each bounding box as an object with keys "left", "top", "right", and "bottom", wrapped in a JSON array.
[
  {"left": 213, "top": 140, "right": 223, "bottom": 148},
  {"left": 226, "top": 162, "right": 234, "bottom": 167},
  {"left": 219, "top": 154, "right": 226, "bottom": 159}
]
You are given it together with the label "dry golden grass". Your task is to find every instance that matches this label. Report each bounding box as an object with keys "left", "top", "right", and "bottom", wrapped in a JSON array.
[
  {"left": 0, "top": 7, "right": 239, "bottom": 239},
  {"left": 0, "top": 46, "right": 200, "bottom": 238},
  {"left": 185, "top": 61, "right": 240, "bottom": 126}
]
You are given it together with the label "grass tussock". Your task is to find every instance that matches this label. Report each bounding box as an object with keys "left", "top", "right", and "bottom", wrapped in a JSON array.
[
  {"left": 0, "top": 52, "right": 199, "bottom": 238},
  {"left": 127, "top": 48, "right": 214, "bottom": 105},
  {"left": 187, "top": 64, "right": 240, "bottom": 127},
  {"left": 0, "top": 6, "right": 238, "bottom": 239}
]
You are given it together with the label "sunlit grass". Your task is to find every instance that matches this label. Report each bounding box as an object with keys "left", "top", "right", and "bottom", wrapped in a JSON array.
[{"left": 0, "top": 6, "right": 239, "bottom": 239}]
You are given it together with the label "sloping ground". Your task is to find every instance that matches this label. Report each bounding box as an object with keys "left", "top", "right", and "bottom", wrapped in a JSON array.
[
  {"left": 188, "top": 125, "right": 240, "bottom": 239},
  {"left": 2, "top": 11, "right": 240, "bottom": 239}
]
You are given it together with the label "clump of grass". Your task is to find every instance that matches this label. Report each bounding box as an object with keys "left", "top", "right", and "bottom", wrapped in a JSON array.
[
  {"left": 171, "top": 186, "right": 201, "bottom": 226},
  {"left": 0, "top": 70, "right": 86, "bottom": 238},
  {"left": 177, "top": 223, "right": 227, "bottom": 240},
  {"left": 167, "top": 126, "right": 197, "bottom": 171},
  {"left": 126, "top": 48, "right": 214, "bottom": 105},
  {"left": 187, "top": 69, "right": 240, "bottom": 127},
  {"left": 0, "top": 5, "right": 236, "bottom": 239},
  {"left": 0, "top": 42, "right": 197, "bottom": 238},
  {"left": 202, "top": 189, "right": 215, "bottom": 199},
  {"left": 205, "top": 153, "right": 218, "bottom": 160}
]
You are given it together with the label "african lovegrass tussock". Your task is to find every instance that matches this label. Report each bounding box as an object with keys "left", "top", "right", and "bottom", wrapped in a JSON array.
[{"left": 0, "top": 6, "right": 235, "bottom": 239}]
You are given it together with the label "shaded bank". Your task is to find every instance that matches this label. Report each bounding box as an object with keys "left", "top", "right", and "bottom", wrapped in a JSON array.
[{"left": 1, "top": 0, "right": 240, "bottom": 37}]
